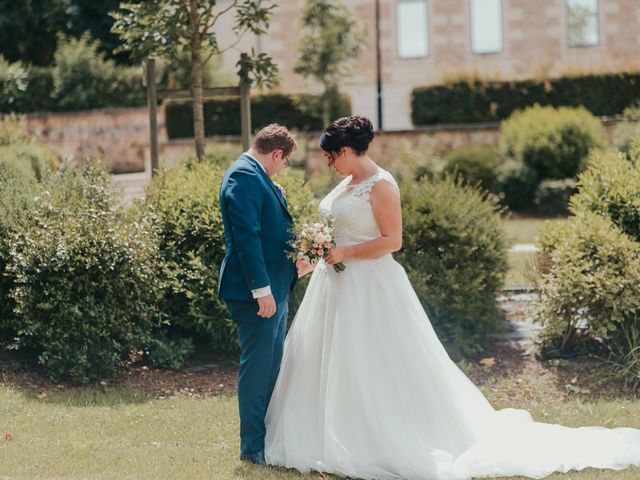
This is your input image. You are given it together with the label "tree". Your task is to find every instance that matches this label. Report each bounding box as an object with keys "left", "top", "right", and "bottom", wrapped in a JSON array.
[
  {"left": 0, "top": 0, "right": 136, "bottom": 66},
  {"left": 0, "top": 0, "right": 71, "bottom": 66},
  {"left": 294, "top": 0, "right": 366, "bottom": 126},
  {"left": 110, "top": 1, "right": 279, "bottom": 161}
]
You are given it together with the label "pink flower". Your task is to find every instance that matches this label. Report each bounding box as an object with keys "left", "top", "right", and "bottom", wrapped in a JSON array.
[
  {"left": 324, "top": 243, "right": 331, "bottom": 249},
  {"left": 313, "top": 243, "right": 319, "bottom": 248},
  {"left": 314, "top": 233, "right": 326, "bottom": 244},
  {"left": 318, "top": 249, "right": 324, "bottom": 256},
  {"left": 311, "top": 249, "right": 317, "bottom": 255}
]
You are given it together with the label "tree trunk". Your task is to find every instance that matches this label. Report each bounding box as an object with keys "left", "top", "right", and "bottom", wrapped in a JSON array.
[
  {"left": 189, "top": 0, "right": 205, "bottom": 161},
  {"left": 321, "top": 90, "right": 330, "bottom": 128}
]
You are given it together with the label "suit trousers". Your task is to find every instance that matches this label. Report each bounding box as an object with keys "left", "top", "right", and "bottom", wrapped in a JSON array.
[{"left": 225, "top": 297, "right": 289, "bottom": 456}]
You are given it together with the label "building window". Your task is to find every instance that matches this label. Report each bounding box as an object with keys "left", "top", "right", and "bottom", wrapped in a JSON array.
[
  {"left": 470, "top": 0, "right": 503, "bottom": 54},
  {"left": 567, "top": 0, "right": 599, "bottom": 47},
  {"left": 397, "top": 0, "right": 428, "bottom": 58}
]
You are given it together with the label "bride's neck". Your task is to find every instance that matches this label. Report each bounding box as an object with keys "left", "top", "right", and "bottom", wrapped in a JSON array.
[{"left": 349, "top": 157, "right": 377, "bottom": 183}]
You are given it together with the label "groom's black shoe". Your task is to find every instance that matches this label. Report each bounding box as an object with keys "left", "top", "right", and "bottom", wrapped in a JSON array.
[{"left": 240, "top": 451, "right": 266, "bottom": 465}]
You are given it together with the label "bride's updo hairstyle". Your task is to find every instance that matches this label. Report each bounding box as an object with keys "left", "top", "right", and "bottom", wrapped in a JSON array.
[{"left": 320, "top": 115, "right": 374, "bottom": 155}]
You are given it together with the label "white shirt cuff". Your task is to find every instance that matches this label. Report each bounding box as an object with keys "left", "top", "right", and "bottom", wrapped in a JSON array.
[{"left": 252, "top": 285, "right": 272, "bottom": 299}]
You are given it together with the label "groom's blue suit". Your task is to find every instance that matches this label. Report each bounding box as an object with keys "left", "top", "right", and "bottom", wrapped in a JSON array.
[{"left": 218, "top": 153, "right": 297, "bottom": 460}]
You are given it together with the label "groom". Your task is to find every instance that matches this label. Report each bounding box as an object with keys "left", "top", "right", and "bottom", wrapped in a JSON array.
[{"left": 218, "top": 124, "right": 298, "bottom": 464}]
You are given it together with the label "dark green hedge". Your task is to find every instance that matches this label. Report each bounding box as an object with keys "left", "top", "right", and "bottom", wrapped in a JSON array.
[
  {"left": 166, "top": 93, "right": 351, "bottom": 138},
  {"left": 412, "top": 72, "right": 640, "bottom": 125}
]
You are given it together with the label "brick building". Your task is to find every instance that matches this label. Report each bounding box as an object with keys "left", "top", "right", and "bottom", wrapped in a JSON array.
[{"left": 217, "top": 0, "right": 640, "bottom": 130}]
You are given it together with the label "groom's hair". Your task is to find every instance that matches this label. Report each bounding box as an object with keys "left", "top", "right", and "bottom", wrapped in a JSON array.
[{"left": 253, "top": 124, "right": 296, "bottom": 157}]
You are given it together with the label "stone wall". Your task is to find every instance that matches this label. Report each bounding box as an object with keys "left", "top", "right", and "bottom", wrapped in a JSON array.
[{"left": 26, "top": 106, "right": 166, "bottom": 174}]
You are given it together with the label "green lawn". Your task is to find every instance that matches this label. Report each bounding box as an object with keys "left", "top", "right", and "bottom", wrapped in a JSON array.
[
  {"left": 1, "top": 382, "right": 638, "bottom": 479},
  {"left": 502, "top": 215, "right": 569, "bottom": 289},
  {"left": 501, "top": 214, "right": 569, "bottom": 245}
]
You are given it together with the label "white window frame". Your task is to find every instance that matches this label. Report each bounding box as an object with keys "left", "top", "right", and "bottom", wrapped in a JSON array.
[
  {"left": 469, "top": 0, "right": 504, "bottom": 54},
  {"left": 396, "top": 0, "right": 429, "bottom": 59},
  {"left": 566, "top": 0, "right": 600, "bottom": 47}
]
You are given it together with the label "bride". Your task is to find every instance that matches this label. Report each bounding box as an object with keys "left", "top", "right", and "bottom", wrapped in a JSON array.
[{"left": 264, "top": 115, "right": 640, "bottom": 479}]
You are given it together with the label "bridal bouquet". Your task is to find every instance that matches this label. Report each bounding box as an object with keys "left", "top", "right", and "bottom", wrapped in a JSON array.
[{"left": 289, "top": 218, "right": 346, "bottom": 273}]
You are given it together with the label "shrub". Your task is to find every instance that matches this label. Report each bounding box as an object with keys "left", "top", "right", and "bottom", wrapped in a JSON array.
[
  {"left": 144, "top": 332, "right": 195, "bottom": 370},
  {"left": 532, "top": 212, "right": 640, "bottom": 358},
  {"left": 0, "top": 116, "right": 60, "bottom": 180},
  {"left": 143, "top": 159, "right": 231, "bottom": 355},
  {"left": 51, "top": 33, "right": 145, "bottom": 111},
  {"left": 165, "top": 93, "right": 351, "bottom": 139},
  {"left": 0, "top": 56, "right": 29, "bottom": 112},
  {"left": 612, "top": 105, "right": 640, "bottom": 154},
  {"left": 398, "top": 175, "right": 509, "bottom": 355},
  {"left": 5, "top": 160, "right": 161, "bottom": 383},
  {"left": 0, "top": 163, "right": 41, "bottom": 343},
  {"left": 143, "top": 148, "right": 318, "bottom": 358},
  {"left": 443, "top": 145, "right": 500, "bottom": 192},
  {"left": 533, "top": 178, "right": 577, "bottom": 216},
  {"left": 499, "top": 105, "right": 604, "bottom": 180},
  {"left": 411, "top": 72, "right": 640, "bottom": 125},
  {"left": 0, "top": 34, "right": 145, "bottom": 113},
  {"left": 495, "top": 159, "right": 538, "bottom": 211},
  {"left": 570, "top": 149, "right": 640, "bottom": 241}
]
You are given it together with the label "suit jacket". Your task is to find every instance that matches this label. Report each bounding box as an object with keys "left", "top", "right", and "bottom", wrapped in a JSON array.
[{"left": 218, "top": 153, "right": 297, "bottom": 303}]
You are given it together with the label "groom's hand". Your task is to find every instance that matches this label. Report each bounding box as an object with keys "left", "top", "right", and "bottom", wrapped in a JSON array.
[{"left": 257, "top": 294, "right": 277, "bottom": 318}]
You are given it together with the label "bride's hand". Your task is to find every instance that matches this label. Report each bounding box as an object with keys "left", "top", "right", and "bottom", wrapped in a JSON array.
[
  {"left": 325, "top": 246, "right": 348, "bottom": 265},
  {"left": 296, "top": 259, "right": 315, "bottom": 278}
]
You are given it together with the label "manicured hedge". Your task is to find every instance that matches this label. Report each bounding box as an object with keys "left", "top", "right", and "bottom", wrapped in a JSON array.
[
  {"left": 412, "top": 72, "right": 640, "bottom": 125},
  {"left": 165, "top": 93, "right": 351, "bottom": 138}
]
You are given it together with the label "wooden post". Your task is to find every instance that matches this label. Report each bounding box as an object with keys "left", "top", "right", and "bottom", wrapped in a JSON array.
[
  {"left": 240, "top": 79, "right": 252, "bottom": 151},
  {"left": 145, "top": 58, "right": 159, "bottom": 176}
]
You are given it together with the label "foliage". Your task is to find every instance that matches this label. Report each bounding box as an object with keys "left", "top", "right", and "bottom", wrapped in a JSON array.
[
  {"left": 4, "top": 160, "right": 161, "bottom": 384},
  {"left": 533, "top": 178, "right": 578, "bottom": 216},
  {"left": 612, "top": 105, "right": 640, "bottom": 154},
  {"left": 535, "top": 147, "right": 640, "bottom": 389},
  {"left": 0, "top": 165, "right": 41, "bottom": 343},
  {"left": 110, "top": 1, "right": 279, "bottom": 88},
  {"left": 443, "top": 145, "right": 500, "bottom": 192},
  {"left": 570, "top": 149, "right": 640, "bottom": 242},
  {"left": 143, "top": 158, "right": 232, "bottom": 353},
  {"left": 398, "top": 176, "right": 509, "bottom": 355},
  {"left": 0, "top": 34, "right": 146, "bottom": 113},
  {"left": 499, "top": 105, "right": 604, "bottom": 180},
  {"left": 411, "top": 72, "right": 640, "bottom": 125},
  {"left": 294, "top": 0, "right": 366, "bottom": 124},
  {"left": 51, "top": 33, "right": 145, "bottom": 111},
  {"left": 0, "top": 115, "right": 60, "bottom": 179},
  {"left": 0, "top": 0, "right": 133, "bottom": 66},
  {"left": 165, "top": 92, "right": 351, "bottom": 138},
  {"left": 497, "top": 105, "right": 604, "bottom": 211},
  {"left": 495, "top": 158, "right": 539, "bottom": 211},
  {"left": 143, "top": 148, "right": 318, "bottom": 356},
  {"left": 0, "top": 0, "right": 72, "bottom": 66},
  {"left": 0, "top": 117, "right": 57, "bottom": 340},
  {"left": 533, "top": 212, "right": 640, "bottom": 357},
  {"left": 144, "top": 331, "right": 195, "bottom": 370}
]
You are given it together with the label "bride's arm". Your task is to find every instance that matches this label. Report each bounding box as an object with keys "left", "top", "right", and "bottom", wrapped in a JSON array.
[{"left": 325, "top": 181, "right": 402, "bottom": 264}]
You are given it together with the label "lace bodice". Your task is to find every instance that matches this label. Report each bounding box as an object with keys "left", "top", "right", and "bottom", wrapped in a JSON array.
[{"left": 319, "top": 168, "right": 399, "bottom": 247}]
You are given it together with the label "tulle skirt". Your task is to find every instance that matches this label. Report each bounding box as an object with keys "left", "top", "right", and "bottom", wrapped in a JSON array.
[{"left": 265, "top": 255, "right": 640, "bottom": 479}]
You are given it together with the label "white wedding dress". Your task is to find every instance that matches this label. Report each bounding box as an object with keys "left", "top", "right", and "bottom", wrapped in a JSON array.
[{"left": 264, "top": 167, "right": 640, "bottom": 479}]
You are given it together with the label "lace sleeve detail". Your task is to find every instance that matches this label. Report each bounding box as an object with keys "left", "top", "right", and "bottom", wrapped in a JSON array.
[{"left": 354, "top": 169, "right": 400, "bottom": 199}]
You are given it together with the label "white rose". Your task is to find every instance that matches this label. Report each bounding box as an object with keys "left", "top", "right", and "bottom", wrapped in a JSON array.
[{"left": 314, "top": 233, "right": 326, "bottom": 244}]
